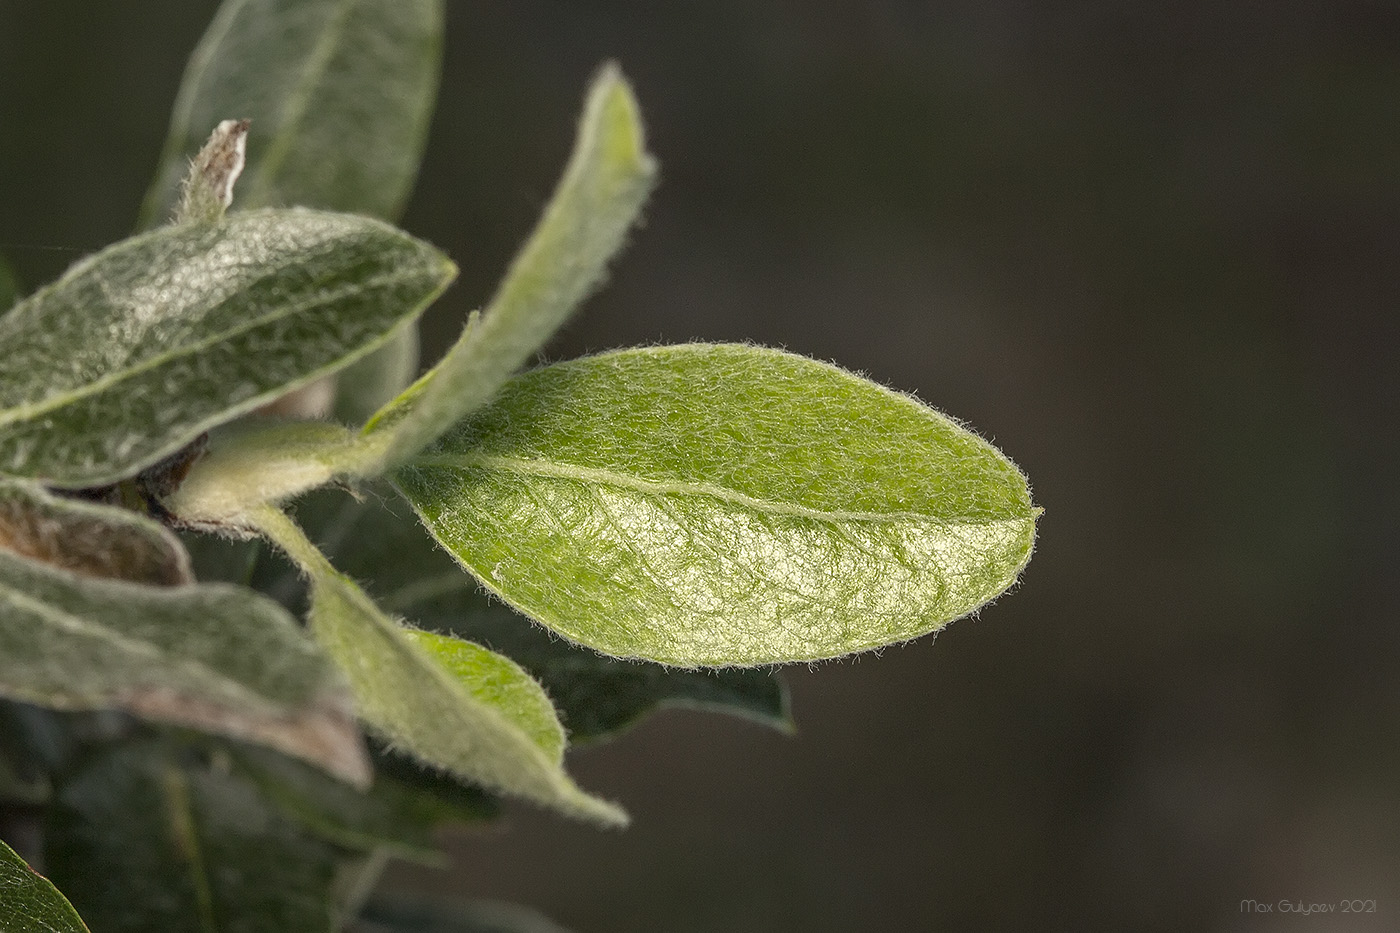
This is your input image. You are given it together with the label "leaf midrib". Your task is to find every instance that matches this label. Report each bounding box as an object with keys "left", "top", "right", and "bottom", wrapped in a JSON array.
[
  {"left": 0, "top": 267, "right": 422, "bottom": 428},
  {"left": 406, "top": 452, "right": 1036, "bottom": 527}
]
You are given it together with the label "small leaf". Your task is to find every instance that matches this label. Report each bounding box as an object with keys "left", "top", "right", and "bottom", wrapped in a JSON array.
[
  {"left": 44, "top": 739, "right": 346, "bottom": 933},
  {"left": 0, "top": 209, "right": 454, "bottom": 487},
  {"left": 396, "top": 344, "right": 1039, "bottom": 667},
  {"left": 0, "top": 548, "right": 369, "bottom": 785},
  {"left": 0, "top": 478, "right": 192, "bottom": 585},
  {"left": 0, "top": 838, "right": 90, "bottom": 933},
  {"left": 245, "top": 506, "right": 626, "bottom": 826},
  {"left": 359, "top": 64, "right": 657, "bottom": 471},
  {"left": 140, "top": 0, "right": 444, "bottom": 227},
  {"left": 400, "top": 629, "right": 564, "bottom": 759}
]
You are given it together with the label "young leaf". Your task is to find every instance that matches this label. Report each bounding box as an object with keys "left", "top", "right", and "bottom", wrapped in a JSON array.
[
  {"left": 0, "top": 208, "right": 453, "bottom": 487},
  {"left": 244, "top": 506, "right": 626, "bottom": 827},
  {"left": 0, "top": 478, "right": 193, "bottom": 586},
  {"left": 395, "top": 344, "right": 1040, "bottom": 667},
  {"left": 0, "top": 838, "right": 90, "bottom": 933},
  {"left": 0, "top": 548, "right": 369, "bottom": 786},
  {"left": 358, "top": 64, "right": 657, "bottom": 471},
  {"left": 140, "top": 0, "right": 444, "bottom": 227},
  {"left": 44, "top": 739, "right": 346, "bottom": 933}
]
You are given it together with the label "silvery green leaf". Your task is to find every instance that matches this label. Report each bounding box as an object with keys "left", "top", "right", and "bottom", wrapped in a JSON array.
[
  {"left": 0, "top": 208, "right": 453, "bottom": 487},
  {"left": 396, "top": 344, "right": 1039, "bottom": 667},
  {"left": 140, "top": 0, "right": 443, "bottom": 227},
  {"left": 0, "top": 548, "right": 369, "bottom": 785},
  {"left": 245, "top": 506, "right": 626, "bottom": 826},
  {"left": 0, "top": 838, "right": 90, "bottom": 933},
  {"left": 44, "top": 739, "right": 345, "bottom": 933},
  {"left": 0, "top": 478, "right": 192, "bottom": 586},
  {"left": 360, "top": 64, "right": 656, "bottom": 470}
]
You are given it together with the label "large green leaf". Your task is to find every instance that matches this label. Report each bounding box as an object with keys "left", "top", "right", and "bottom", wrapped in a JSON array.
[
  {"left": 0, "top": 208, "right": 453, "bottom": 487},
  {"left": 0, "top": 838, "right": 89, "bottom": 933},
  {"left": 140, "top": 0, "right": 443, "bottom": 227},
  {"left": 0, "top": 547, "right": 368, "bottom": 785},
  {"left": 359, "top": 64, "right": 657, "bottom": 471},
  {"left": 44, "top": 739, "right": 347, "bottom": 933},
  {"left": 0, "top": 478, "right": 192, "bottom": 586},
  {"left": 244, "top": 506, "right": 625, "bottom": 826},
  {"left": 396, "top": 344, "right": 1040, "bottom": 667}
]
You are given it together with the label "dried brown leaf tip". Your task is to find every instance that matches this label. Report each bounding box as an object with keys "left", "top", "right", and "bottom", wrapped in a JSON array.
[{"left": 176, "top": 118, "right": 251, "bottom": 223}]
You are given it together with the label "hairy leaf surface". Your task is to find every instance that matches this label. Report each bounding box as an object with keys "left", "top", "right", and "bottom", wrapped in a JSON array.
[
  {"left": 0, "top": 838, "right": 89, "bottom": 933},
  {"left": 361, "top": 65, "right": 656, "bottom": 469},
  {"left": 397, "top": 344, "right": 1039, "bottom": 667},
  {"left": 0, "top": 209, "right": 452, "bottom": 486},
  {"left": 246, "top": 507, "right": 625, "bottom": 826},
  {"left": 140, "top": 0, "right": 443, "bottom": 227},
  {"left": 0, "top": 549, "right": 368, "bottom": 785}
]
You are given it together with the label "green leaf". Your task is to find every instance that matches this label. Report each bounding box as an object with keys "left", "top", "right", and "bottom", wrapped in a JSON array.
[
  {"left": 140, "top": 0, "right": 444, "bottom": 227},
  {"left": 244, "top": 506, "right": 626, "bottom": 826},
  {"left": 0, "top": 838, "right": 90, "bottom": 933},
  {"left": 359, "top": 64, "right": 657, "bottom": 471},
  {"left": 287, "top": 487, "right": 792, "bottom": 739},
  {"left": 0, "top": 478, "right": 193, "bottom": 585},
  {"left": 359, "top": 897, "right": 573, "bottom": 933},
  {"left": 0, "top": 547, "right": 369, "bottom": 785},
  {"left": 399, "top": 629, "right": 564, "bottom": 758},
  {"left": 44, "top": 739, "right": 346, "bottom": 933},
  {"left": 334, "top": 323, "right": 421, "bottom": 425},
  {"left": 396, "top": 344, "right": 1040, "bottom": 667},
  {"left": 0, "top": 208, "right": 453, "bottom": 487}
]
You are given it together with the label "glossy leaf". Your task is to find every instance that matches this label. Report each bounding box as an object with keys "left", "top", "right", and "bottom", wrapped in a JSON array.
[
  {"left": 140, "top": 0, "right": 443, "bottom": 227},
  {"left": 360, "top": 64, "right": 656, "bottom": 471},
  {"left": 0, "top": 479, "right": 193, "bottom": 585},
  {"left": 396, "top": 344, "right": 1039, "bottom": 667},
  {"left": 0, "top": 839, "right": 89, "bottom": 933},
  {"left": 44, "top": 739, "right": 345, "bottom": 933},
  {"left": 0, "top": 208, "right": 453, "bottom": 487},
  {"left": 0, "top": 547, "right": 369, "bottom": 785},
  {"left": 245, "top": 506, "right": 626, "bottom": 826},
  {"left": 290, "top": 487, "right": 792, "bottom": 740}
]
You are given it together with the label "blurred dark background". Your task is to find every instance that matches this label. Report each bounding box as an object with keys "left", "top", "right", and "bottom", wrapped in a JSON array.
[{"left": 2, "top": 2, "right": 1397, "bottom": 930}]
